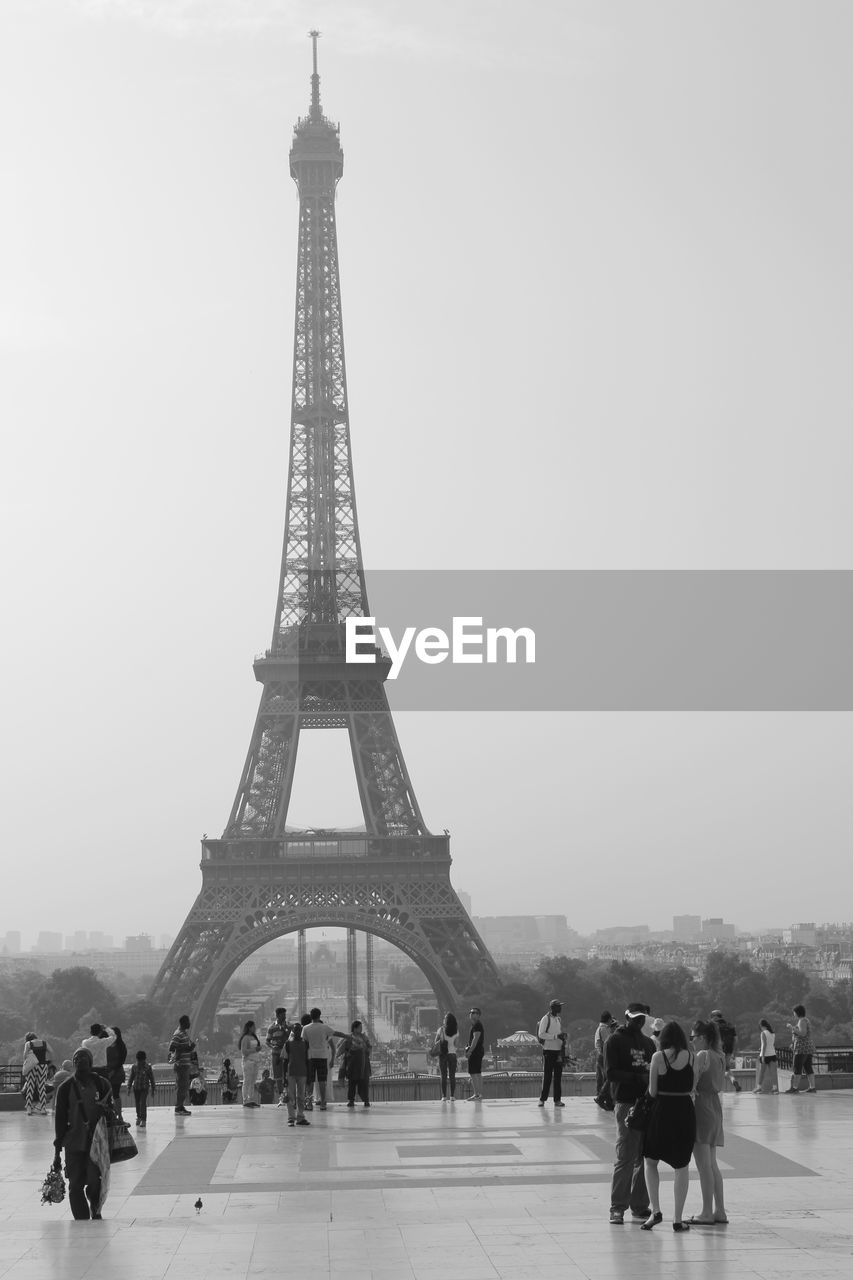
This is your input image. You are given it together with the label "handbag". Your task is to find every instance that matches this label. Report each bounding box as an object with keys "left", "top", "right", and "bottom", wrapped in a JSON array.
[
  {"left": 626, "top": 1092, "right": 654, "bottom": 1132},
  {"left": 108, "top": 1117, "right": 139, "bottom": 1163},
  {"left": 428, "top": 1041, "right": 441, "bottom": 1060}
]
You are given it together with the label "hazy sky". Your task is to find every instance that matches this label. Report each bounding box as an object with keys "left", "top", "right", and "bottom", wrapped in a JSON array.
[{"left": 2, "top": 0, "right": 851, "bottom": 949}]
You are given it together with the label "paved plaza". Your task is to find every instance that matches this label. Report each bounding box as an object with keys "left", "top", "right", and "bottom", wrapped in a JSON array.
[{"left": 1, "top": 1092, "right": 852, "bottom": 1279}]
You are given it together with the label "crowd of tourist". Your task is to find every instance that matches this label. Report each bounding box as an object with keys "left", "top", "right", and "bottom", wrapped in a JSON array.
[{"left": 23, "top": 997, "right": 817, "bottom": 1223}]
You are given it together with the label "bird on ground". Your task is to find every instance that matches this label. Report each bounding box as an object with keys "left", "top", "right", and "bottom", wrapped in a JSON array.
[{"left": 194, "top": 1197, "right": 203, "bottom": 1214}]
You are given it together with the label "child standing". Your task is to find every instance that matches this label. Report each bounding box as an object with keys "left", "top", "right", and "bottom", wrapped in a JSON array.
[{"left": 127, "top": 1050, "right": 156, "bottom": 1128}]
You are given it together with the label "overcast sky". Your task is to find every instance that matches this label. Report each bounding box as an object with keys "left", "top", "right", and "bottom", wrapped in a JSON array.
[{"left": 1, "top": 0, "right": 851, "bottom": 951}]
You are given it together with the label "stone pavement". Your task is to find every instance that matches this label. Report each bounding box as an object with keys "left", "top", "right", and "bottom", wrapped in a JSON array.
[{"left": 1, "top": 1092, "right": 851, "bottom": 1279}]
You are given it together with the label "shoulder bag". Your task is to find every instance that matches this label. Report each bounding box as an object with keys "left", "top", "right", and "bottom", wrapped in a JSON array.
[{"left": 626, "top": 1092, "right": 654, "bottom": 1132}]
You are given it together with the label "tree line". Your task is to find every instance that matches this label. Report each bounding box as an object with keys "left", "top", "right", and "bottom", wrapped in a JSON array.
[{"left": 2, "top": 951, "right": 851, "bottom": 1070}]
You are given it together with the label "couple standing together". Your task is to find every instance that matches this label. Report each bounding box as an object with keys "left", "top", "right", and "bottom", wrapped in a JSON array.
[{"left": 433, "top": 1007, "right": 485, "bottom": 1100}]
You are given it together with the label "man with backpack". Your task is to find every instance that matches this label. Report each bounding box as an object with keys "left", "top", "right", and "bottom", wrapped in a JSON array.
[
  {"left": 710, "top": 1009, "right": 742, "bottom": 1092},
  {"left": 537, "top": 999, "right": 567, "bottom": 1108}
]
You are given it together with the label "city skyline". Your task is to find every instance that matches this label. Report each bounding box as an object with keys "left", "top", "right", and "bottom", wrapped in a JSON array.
[{"left": 2, "top": 1, "right": 851, "bottom": 950}]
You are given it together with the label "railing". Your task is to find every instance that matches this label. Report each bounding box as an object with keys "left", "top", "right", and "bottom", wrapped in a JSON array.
[
  {"left": 0, "top": 1066, "right": 23, "bottom": 1093},
  {"left": 202, "top": 835, "right": 450, "bottom": 862},
  {"left": 776, "top": 1045, "right": 853, "bottom": 1073}
]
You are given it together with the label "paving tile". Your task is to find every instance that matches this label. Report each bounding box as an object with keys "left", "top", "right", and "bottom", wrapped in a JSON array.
[{"left": 1, "top": 1097, "right": 852, "bottom": 1278}]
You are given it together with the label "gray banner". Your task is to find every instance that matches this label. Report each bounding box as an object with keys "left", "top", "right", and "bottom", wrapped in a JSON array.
[{"left": 350, "top": 570, "right": 853, "bottom": 710}]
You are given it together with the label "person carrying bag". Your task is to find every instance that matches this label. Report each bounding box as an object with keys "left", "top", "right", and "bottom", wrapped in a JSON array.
[{"left": 52, "top": 1048, "right": 113, "bottom": 1220}]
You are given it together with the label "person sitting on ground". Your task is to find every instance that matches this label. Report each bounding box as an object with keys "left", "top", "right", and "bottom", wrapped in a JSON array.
[
  {"left": 189, "top": 1073, "right": 208, "bottom": 1106},
  {"left": 256, "top": 1069, "right": 276, "bottom": 1105}
]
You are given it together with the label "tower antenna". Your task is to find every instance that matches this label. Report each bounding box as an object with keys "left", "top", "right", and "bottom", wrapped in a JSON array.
[{"left": 309, "top": 29, "right": 321, "bottom": 120}]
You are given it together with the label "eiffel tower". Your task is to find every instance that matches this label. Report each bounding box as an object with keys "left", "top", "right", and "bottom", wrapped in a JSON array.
[{"left": 151, "top": 35, "right": 499, "bottom": 1034}]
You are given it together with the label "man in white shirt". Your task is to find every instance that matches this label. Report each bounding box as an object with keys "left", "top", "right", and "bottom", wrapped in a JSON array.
[
  {"left": 80, "top": 1024, "right": 115, "bottom": 1080},
  {"left": 537, "top": 999, "right": 566, "bottom": 1108},
  {"left": 301, "top": 1008, "right": 342, "bottom": 1111}
]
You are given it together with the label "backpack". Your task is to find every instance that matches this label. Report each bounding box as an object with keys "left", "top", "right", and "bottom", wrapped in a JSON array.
[{"left": 536, "top": 1013, "right": 552, "bottom": 1046}]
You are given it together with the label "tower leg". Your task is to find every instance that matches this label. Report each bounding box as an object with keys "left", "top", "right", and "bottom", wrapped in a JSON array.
[
  {"left": 298, "top": 928, "right": 307, "bottom": 1013},
  {"left": 347, "top": 928, "right": 357, "bottom": 1028},
  {"left": 366, "top": 932, "right": 375, "bottom": 1042}
]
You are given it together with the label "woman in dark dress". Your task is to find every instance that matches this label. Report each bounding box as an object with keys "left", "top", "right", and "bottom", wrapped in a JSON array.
[{"left": 642, "top": 1021, "right": 696, "bottom": 1231}]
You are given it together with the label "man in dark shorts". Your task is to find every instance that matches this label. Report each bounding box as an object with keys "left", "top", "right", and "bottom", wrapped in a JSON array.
[
  {"left": 786, "top": 1004, "right": 817, "bottom": 1093},
  {"left": 464, "top": 1007, "right": 485, "bottom": 1100},
  {"left": 266, "top": 1007, "right": 290, "bottom": 1107},
  {"left": 302, "top": 1008, "right": 337, "bottom": 1111}
]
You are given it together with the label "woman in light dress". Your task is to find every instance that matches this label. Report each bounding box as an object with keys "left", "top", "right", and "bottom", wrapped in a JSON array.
[
  {"left": 754, "top": 1019, "right": 779, "bottom": 1094},
  {"left": 239, "top": 1020, "right": 262, "bottom": 1108},
  {"left": 689, "top": 1019, "right": 728, "bottom": 1225}
]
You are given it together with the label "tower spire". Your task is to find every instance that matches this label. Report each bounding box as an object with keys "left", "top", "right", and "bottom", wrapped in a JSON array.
[{"left": 309, "top": 29, "right": 321, "bottom": 120}]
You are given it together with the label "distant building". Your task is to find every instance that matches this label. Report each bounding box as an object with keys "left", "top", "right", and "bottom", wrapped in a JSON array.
[
  {"left": 701, "top": 918, "right": 736, "bottom": 941},
  {"left": 593, "top": 924, "right": 651, "bottom": 945},
  {"left": 673, "top": 915, "right": 702, "bottom": 942},
  {"left": 1, "top": 931, "right": 21, "bottom": 954},
  {"left": 783, "top": 923, "right": 817, "bottom": 947},
  {"left": 89, "top": 932, "right": 114, "bottom": 950},
  {"left": 124, "top": 934, "right": 153, "bottom": 951},
  {"left": 65, "top": 930, "right": 89, "bottom": 952},
  {"left": 473, "top": 914, "right": 577, "bottom": 957},
  {"left": 34, "top": 931, "right": 63, "bottom": 953},
  {"left": 458, "top": 890, "right": 473, "bottom": 916}
]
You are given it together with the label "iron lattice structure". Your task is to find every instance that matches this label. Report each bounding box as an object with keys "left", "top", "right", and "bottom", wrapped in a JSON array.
[{"left": 151, "top": 38, "right": 498, "bottom": 1034}]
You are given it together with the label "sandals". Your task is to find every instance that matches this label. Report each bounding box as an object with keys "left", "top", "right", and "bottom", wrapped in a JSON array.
[
  {"left": 672, "top": 1222, "right": 690, "bottom": 1232},
  {"left": 640, "top": 1212, "right": 663, "bottom": 1230}
]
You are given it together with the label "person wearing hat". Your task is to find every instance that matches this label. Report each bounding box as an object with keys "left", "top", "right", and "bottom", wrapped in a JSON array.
[
  {"left": 53, "top": 1048, "right": 113, "bottom": 1220},
  {"left": 536, "top": 999, "right": 567, "bottom": 1108},
  {"left": 604, "top": 1002, "right": 654, "bottom": 1225}
]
